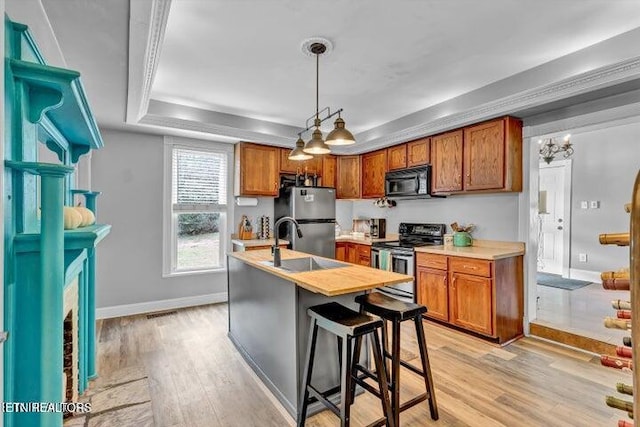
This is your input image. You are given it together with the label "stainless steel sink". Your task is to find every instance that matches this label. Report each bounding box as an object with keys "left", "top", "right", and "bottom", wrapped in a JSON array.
[{"left": 260, "top": 256, "right": 348, "bottom": 273}]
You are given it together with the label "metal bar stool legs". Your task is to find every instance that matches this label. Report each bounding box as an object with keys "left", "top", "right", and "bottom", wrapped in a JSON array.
[{"left": 298, "top": 302, "right": 395, "bottom": 427}]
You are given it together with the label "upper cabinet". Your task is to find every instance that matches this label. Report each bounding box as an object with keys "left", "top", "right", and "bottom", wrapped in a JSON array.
[
  {"left": 322, "top": 155, "right": 337, "bottom": 188},
  {"left": 235, "top": 142, "right": 280, "bottom": 196},
  {"left": 407, "top": 137, "right": 430, "bottom": 167},
  {"left": 336, "top": 155, "right": 361, "bottom": 199},
  {"left": 361, "top": 149, "right": 387, "bottom": 199},
  {"left": 387, "top": 144, "right": 407, "bottom": 170},
  {"left": 431, "top": 116, "right": 522, "bottom": 194},
  {"left": 279, "top": 148, "right": 322, "bottom": 176},
  {"left": 431, "top": 130, "right": 464, "bottom": 193}
]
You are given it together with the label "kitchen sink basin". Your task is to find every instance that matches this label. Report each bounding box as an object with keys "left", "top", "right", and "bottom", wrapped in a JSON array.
[{"left": 260, "top": 256, "right": 348, "bottom": 273}]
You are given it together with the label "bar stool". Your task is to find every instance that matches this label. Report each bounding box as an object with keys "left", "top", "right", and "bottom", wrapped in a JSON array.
[
  {"left": 298, "top": 302, "right": 395, "bottom": 427},
  {"left": 354, "top": 292, "right": 439, "bottom": 426}
]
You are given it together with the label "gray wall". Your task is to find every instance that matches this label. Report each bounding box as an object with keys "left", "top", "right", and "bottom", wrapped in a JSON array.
[
  {"left": 569, "top": 121, "right": 639, "bottom": 272},
  {"left": 92, "top": 129, "right": 230, "bottom": 308},
  {"left": 234, "top": 197, "right": 274, "bottom": 238},
  {"left": 350, "top": 194, "right": 521, "bottom": 240}
]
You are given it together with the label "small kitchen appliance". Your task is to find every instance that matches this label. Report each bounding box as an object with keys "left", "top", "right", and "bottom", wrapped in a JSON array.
[{"left": 369, "top": 218, "right": 386, "bottom": 238}]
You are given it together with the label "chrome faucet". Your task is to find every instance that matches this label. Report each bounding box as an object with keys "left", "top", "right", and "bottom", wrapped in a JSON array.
[{"left": 272, "top": 216, "right": 303, "bottom": 267}]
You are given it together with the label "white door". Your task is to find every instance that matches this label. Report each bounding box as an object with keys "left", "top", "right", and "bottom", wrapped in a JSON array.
[{"left": 538, "top": 163, "right": 567, "bottom": 275}]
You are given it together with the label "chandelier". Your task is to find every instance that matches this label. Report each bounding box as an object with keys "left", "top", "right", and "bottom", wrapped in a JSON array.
[
  {"left": 288, "top": 38, "right": 355, "bottom": 161},
  {"left": 538, "top": 134, "right": 573, "bottom": 164}
]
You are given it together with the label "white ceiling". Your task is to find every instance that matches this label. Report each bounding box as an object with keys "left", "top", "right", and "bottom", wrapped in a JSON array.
[{"left": 24, "top": 0, "right": 640, "bottom": 148}]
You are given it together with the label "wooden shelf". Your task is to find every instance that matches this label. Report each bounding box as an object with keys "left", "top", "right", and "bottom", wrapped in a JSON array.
[{"left": 14, "top": 224, "right": 112, "bottom": 253}]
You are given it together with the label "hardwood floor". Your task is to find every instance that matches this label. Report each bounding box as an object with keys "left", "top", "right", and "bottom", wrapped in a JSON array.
[{"left": 96, "top": 303, "right": 629, "bottom": 426}]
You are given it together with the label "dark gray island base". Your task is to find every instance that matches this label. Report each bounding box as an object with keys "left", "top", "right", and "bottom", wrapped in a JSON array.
[{"left": 226, "top": 249, "right": 413, "bottom": 419}]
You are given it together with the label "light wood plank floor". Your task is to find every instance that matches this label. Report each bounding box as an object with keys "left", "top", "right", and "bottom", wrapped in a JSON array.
[{"left": 96, "top": 303, "right": 630, "bottom": 426}]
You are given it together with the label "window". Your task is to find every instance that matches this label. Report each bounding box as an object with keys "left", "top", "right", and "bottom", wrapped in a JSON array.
[{"left": 164, "top": 141, "right": 228, "bottom": 275}]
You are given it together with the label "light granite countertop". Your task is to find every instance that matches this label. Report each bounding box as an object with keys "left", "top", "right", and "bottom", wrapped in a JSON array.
[
  {"left": 415, "top": 239, "right": 525, "bottom": 260},
  {"left": 334, "top": 233, "right": 399, "bottom": 246}
]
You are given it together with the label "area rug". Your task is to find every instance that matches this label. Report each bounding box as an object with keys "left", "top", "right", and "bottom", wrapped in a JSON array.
[{"left": 537, "top": 272, "right": 592, "bottom": 290}]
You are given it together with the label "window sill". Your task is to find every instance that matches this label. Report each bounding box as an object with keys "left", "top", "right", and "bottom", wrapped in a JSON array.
[{"left": 163, "top": 267, "right": 226, "bottom": 278}]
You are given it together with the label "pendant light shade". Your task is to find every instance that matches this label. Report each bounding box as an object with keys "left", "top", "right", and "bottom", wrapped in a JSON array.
[
  {"left": 289, "top": 137, "right": 313, "bottom": 160},
  {"left": 303, "top": 127, "right": 330, "bottom": 154},
  {"left": 325, "top": 116, "right": 355, "bottom": 145}
]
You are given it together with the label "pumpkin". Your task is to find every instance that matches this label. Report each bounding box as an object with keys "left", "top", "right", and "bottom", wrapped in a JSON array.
[
  {"left": 63, "top": 206, "right": 82, "bottom": 230},
  {"left": 75, "top": 206, "right": 96, "bottom": 227}
]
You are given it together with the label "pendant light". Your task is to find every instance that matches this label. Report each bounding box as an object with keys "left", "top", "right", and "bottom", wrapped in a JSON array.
[
  {"left": 303, "top": 42, "right": 331, "bottom": 155},
  {"left": 326, "top": 112, "right": 355, "bottom": 145},
  {"left": 288, "top": 136, "right": 313, "bottom": 160}
]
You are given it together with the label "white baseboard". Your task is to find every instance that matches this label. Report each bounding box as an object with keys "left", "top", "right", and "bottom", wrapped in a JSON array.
[
  {"left": 96, "top": 292, "right": 228, "bottom": 319},
  {"left": 568, "top": 268, "right": 601, "bottom": 283}
]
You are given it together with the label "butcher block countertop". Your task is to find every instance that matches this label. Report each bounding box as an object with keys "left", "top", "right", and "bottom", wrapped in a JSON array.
[
  {"left": 414, "top": 240, "right": 525, "bottom": 260},
  {"left": 230, "top": 237, "right": 289, "bottom": 248},
  {"left": 228, "top": 248, "right": 413, "bottom": 296},
  {"left": 335, "top": 233, "right": 399, "bottom": 245}
]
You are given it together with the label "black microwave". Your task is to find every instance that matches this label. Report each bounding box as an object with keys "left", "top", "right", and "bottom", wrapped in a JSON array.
[{"left": 385, "top": 165, "right": 438, "bottom": 199}]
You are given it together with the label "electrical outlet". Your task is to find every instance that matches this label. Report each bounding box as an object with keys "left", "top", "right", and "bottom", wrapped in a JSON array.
[
  {"left": 580, "top": 201, "right": 589, "bottom": 209},
  {"left": 590, "top": 200, "right": 600, "bottom": 209},
  {"left": 579, "top": 253, "right": 588, "bottom": 262}
]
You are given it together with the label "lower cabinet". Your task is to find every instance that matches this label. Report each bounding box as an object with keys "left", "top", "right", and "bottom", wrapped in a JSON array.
[
  {"left": 416, "top": 252, "right": 523, "bottom": 344},
  {"left": 335, "top": 242, "right": 371, "bottom": 266}
]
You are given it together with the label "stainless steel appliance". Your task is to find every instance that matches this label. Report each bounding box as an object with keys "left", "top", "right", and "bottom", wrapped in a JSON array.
[
  {"left": 371, "top": 222, "right": 446, "bottom": 301},
  {"left": 274, "top": 186, "right": 336, "bottom": 258},
  {"left": 369, "top": 218, "right": 386, "bottom": 238},
  {"left": 385, "top": 165, "right": 438, "bottom": 199}
]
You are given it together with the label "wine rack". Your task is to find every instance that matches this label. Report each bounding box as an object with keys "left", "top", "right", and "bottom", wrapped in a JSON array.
[{"left": 599, "top": 170, "right": 639, "bottom": 426}]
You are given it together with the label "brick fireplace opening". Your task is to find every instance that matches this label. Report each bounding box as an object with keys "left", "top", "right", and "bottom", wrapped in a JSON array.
[{"left": 63, "top": 278, "right": 80, "bottom": 406}]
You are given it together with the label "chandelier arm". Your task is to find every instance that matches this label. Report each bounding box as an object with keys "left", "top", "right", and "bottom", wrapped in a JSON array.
[{"left": 301, "top": 107, "right": 343, "bottom": 134}]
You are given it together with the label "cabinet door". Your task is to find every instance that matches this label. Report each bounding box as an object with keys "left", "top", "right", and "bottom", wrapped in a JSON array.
[
  {"left": 463, "top": 119, "right": 505, "bottom": 191},
  {"left": 236, "top": 143, "right": 279, "bottom": 196},
  {"left": 346, "top": 243, "right": 357, "bottom": 264},
  {"left": 361, "top": 149, "right": 387, "bottom": 199},
  {"left": 407, "top": 138, "right": 430, "bottom": 167},
  {"left": 416, "top": 267, "right": 448, "bottom": 322},
  {"left": 356, "top": 244, "right": 371, "bottom": 266},
  {"left": 335, "top": 242, "right": 346, "bottom": 261},
  {"left": 431, "top": 130, "right": 463, "bottom": 193},
  {"left": 449, "top": 272, "right": 493, "bottom": 336},
  {"left": 387, "top": 144, "right": 407, "bottom": 170},
  {"left": 280, "top": 148, "right": 323, "bottom": 176},
  {"left": 322, "top": 155, "right": 337, "bottom": 188},
  {"left": 336, "top": 156, "right": 361, "bottom": 199}
]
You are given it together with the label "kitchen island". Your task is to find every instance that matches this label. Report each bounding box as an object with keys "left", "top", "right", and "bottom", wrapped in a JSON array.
[{"left": 227, "top": 248, "right": 412, "bottom": 419}]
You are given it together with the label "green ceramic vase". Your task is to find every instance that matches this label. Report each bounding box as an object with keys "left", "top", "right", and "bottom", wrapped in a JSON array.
[{"left": 453, "top": 231, "right": 473, "bottom": 247}]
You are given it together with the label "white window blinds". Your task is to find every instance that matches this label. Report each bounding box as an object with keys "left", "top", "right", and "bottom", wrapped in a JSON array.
[{"left": 172, "top": 148, "right": 227, "bottom": 212}]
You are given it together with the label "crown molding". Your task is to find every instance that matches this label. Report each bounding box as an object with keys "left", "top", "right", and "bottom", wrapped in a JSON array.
[{"left": 126, "top": 0, "right": 172, "bottom": 123}]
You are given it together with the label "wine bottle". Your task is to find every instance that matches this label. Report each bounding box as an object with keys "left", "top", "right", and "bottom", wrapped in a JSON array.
[
  {"left": 599, "top": 233, "right": 630, "bottom": 246},
  {"left": 613, "top": 300, "right": 632, "bottom": 310},
  {"left": 601, "top": 355, "right": 633, "bottom": 370},
  {"left": 618, "top": 419, "right": 633, "bottom": 427},
  {"left": 618, "top": 310, "right": 633, "bottom": 320},
  {"left": 602, "top": 270, "right": 631, "bottom": 281},
  {"left": 605, "top": 317, "right": 632, "bottom": 330},
  {"left": 603, "top": 278, "right": 631, "bottom": 291},
  {"left": 606, "top": 396, "right": 634, "bottom": 414},
  {"left": 616, "top": 346, "right": 633, "bottom": 358},
  {"left": 616, "top": 382, "right": 634, "bottom": 396},
  {"left": 623, "top": 336, "right": 632, "bottom": 347}
]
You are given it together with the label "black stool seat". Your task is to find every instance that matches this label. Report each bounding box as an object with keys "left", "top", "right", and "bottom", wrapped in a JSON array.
[
  {"left": 308, "top": 302, "right": 382, "bottom": 337},
  {"left": 355, "top": 292, "right": 427, "bottom": 321},
  {"left": 299, "top": 302, "right": 394, "bottom": 427}
]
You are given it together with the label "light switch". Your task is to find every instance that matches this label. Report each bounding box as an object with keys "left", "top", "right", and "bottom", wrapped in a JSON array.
[
  {"left": 590, "top": 201, "right": 600, "bottom": 209},
  {"left": 579, "top": 253, "right": 587, "bottom": 262},
  {"left": 580, "top": 201, "right": 589, "bottom": 209}
]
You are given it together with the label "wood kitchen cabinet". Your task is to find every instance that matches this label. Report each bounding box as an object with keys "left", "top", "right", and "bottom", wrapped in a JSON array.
[
  {"left": 361, "top": 149, "right": 387, "bottom": 199},
  {"left": 387, "top": 144, "right": 407, "bottom": 170},
  {"left": 415, "top": 251, "right": 523, "bottom": 344},
  {"left": 322, "top": 155, "right": 337, "bottom": 188},
  {"left": 335, "top": 242, "right": 371, "bottom": 266},
  {"left": 431, "top": 130, "right": 463, "bottom": 193},
  {"left": 279, "top": 148, "right": 322, "bottom": 176},
  {"left": 336, "top": 155, "right": 361, "bottom": 199},
  {"left": 235, "top": 142, "right": 280, "bottom": 196},
  {"left": 407, "top": 137, "right": 430, "bottom": 167},
  {"left": 335, "top": 242, "right": 346, "bottom": 261},
  {"left": 430, "top": 116, "right": 522, "bottom": 195}
]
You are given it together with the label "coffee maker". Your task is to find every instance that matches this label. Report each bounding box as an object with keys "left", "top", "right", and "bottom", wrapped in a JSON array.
[{"left": 369, "top": 218, "right": 386, "bottom": 238}]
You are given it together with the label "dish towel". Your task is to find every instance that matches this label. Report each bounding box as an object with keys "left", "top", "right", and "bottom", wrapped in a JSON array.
[{"left": 379, "top": 250, "right": 393, "bottom": 271}]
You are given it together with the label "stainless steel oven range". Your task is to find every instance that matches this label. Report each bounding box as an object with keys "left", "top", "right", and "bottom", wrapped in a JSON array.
[{"left": 371, "top": 223, "right": 446, "bottom": 302}]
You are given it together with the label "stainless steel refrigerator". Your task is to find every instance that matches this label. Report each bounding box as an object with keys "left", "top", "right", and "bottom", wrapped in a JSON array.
[{"left": 274, "top": 186, "right": 336, "bottom": 258}]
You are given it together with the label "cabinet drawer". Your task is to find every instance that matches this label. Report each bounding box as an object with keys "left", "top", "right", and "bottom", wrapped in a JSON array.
[
  {"left": 450, "top": 257, "right": 492, "bottom": 277},
  {"left": 416, "top": 253, "right": 447, "bottom": 270}
]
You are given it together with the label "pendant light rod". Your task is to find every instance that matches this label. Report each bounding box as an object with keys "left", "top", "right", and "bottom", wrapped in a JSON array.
[
  {"left": 298, "top": 107, "right": 344, "bottom": 137},
  {"left": 316, "top": 52, "right": 319, "bottom": 120}
]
